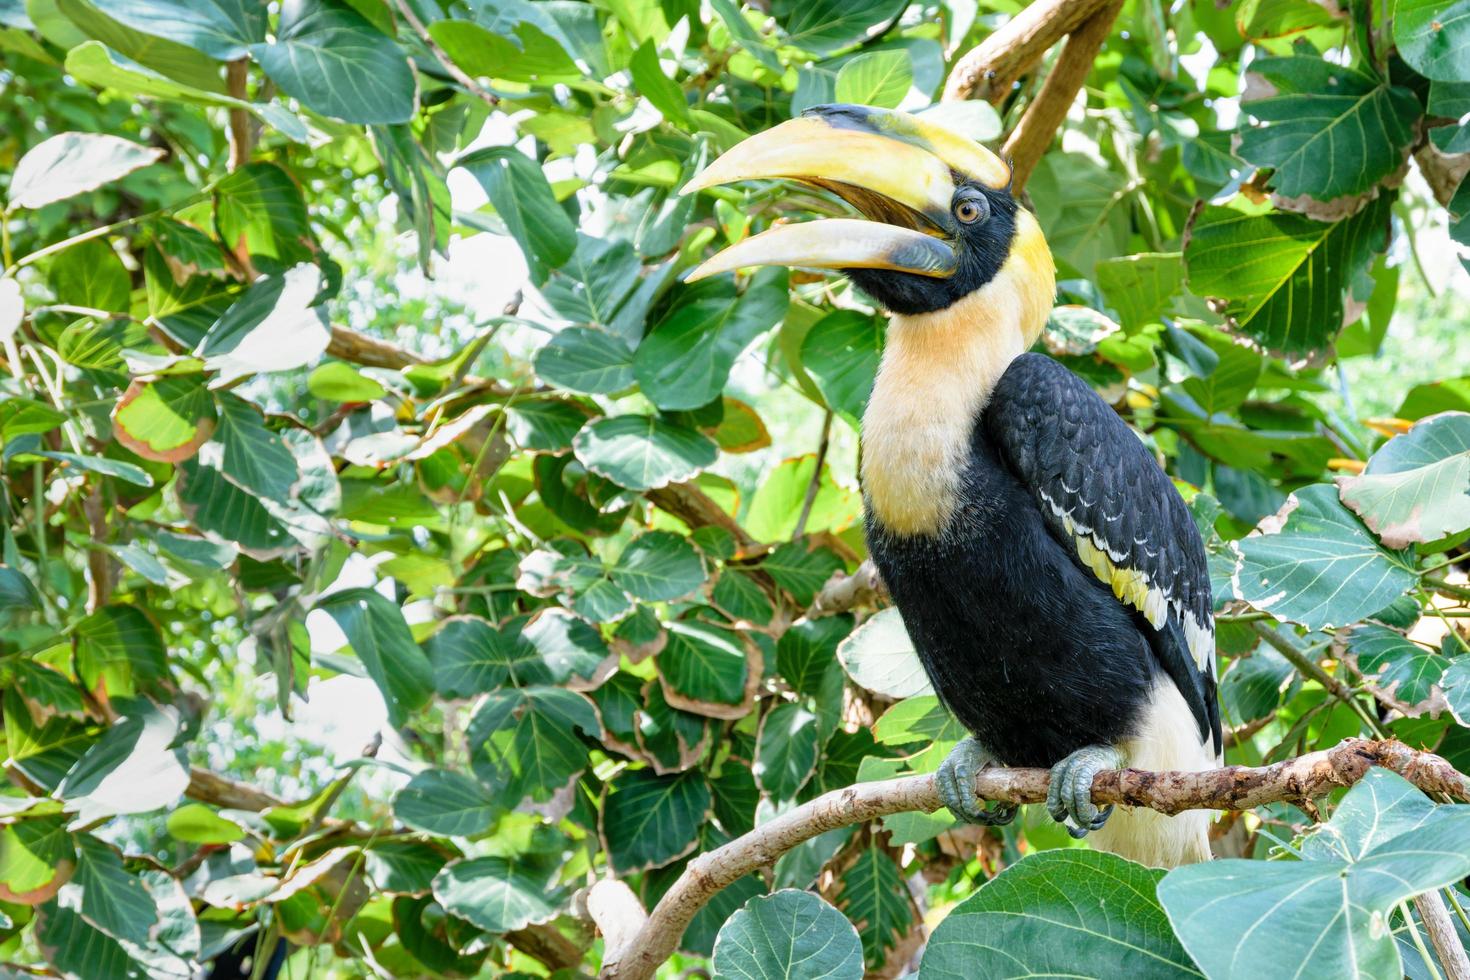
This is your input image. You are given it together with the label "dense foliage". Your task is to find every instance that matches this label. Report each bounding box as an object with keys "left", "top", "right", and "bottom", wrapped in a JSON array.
[{"left": 0, "top": 0, "right": 1469, "bottom": 976}]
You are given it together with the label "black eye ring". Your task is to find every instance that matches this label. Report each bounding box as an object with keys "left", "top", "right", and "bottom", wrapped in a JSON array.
[{"left": 954, "top": 196, "right": 989, "bottom": 225}]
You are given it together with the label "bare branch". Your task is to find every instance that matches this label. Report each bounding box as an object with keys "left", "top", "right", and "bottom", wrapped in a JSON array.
[
  {"left": 942, "top": 0, "right": 1115, "bottom": 103},
  {"left": 1000, "top": 0, "right": 1123, "bottom": 191},
  {"left": 598, "top": 738, "right": 1470, "bottom": 980},
  {"left": 1414, "top": 890, "right": 1470, "bottom": 980}
]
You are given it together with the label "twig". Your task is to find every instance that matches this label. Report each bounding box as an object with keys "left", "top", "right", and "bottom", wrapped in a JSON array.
[
  {"left": 1415, "top": 890, "right": 1470, "bottom": 980},
  {"left": 389, "top": 0, "right": 501, "bottom": 108},
  {"left": 1250, "top": 621, "right": 1388, "bottom": 737},
  {"left": 596, "top": 738, "right": 1470, "bottom": 980},
  {"left": 226, "top": 59, "right": 253, "bottom": 171},
  {"left": 1000, "top": 0, "right": 1123, "bottom": 191},
  {"left": 942, "top": 0, "right": 1116, "bottom": 102},
  {"left": 791, "top": 410, "right": 832, "bottom": 540}
]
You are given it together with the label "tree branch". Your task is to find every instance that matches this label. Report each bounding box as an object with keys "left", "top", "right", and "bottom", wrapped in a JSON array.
[
  {"left": 596, "top": 738, "right": 1470, "bottom": 980},
  {"left": 1414, "top": 889, "right": 1470, "bottom": 980},
  {"left": 225, "top": 59, "right": 253, "bottom": 171},
  {"left": 942, "top": 0, "right": 1115, "bottom": 103},
  {"left": 1000, "top": 0, "right": 1123, "bottom": 191}
]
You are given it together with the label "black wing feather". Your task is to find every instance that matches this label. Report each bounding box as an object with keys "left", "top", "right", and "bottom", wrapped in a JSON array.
[{"left": 985, "top": 353, "right": 1221, "bottom": 755}]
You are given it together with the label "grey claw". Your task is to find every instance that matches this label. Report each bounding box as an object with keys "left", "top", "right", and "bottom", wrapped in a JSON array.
[
  {"left": 1047, "top": 745, "right": 1124, "bottom": 837},
  {"left": 938, "top": 738, "right": 1014, "bottom": 826}
]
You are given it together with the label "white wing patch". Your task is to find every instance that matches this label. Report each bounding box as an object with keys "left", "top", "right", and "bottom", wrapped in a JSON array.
[{"left": 1042, "top": 490, "right": 1216, "bottom": 674}]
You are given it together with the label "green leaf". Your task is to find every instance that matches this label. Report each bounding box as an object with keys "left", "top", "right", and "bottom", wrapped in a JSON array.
[
  {"left": 533, "top": 327, "right": 636, "bottom": 395},
  {"left": 73, "top": 605, "right": 167, "bottom": 697},
  {"left": 713, "top": 889, "right": 864, "bottom": 980},
  {"left": 710, "top": 762, "right": 760, "bottom": 837},
  {"left": 712, "top": 569, "right": 774, "bottom": 626},
  {"left": 90, "top": 0, "right": 263, "bottom": 58},
  {"left": 197, "top": 264, "right": 330, "bottom": 385},
  {"left": 633, "top": 270, "right": 789, "bottom": 412},
  {"left": 317, "top": 589, "right": 435, "bottom": 727},
  {"left": 658, "top": 621, "right": 751, "bottom": 715},
  {"left": 521, "top": 608, "right": 612, "bottom": 685},
  {"left": 425, "top": 615, "right": 533, "bottom": 698},
  {"left": 639, "top": 682, "right": 714, "bottom": 771},
  {"left": 1230, "top": 484, "right": 1417, "bottom": 629},
  {"left": 211, "top": 162, "right": 314, "bottom": 271},
  {"left": 0, "top": 816, "right": 75, "bottom": 905},
  {"left": 1029, "top": 153, "right": 1132, "bottom": 277},
  {"left": 46, "top": 238, "right": 128, "bottom": 313},
  {"left": 308, "top": 362, "right": 386, "bottom": 402},
  {"left": 432, "top": 857, "right": 561, "bottom": 934},
  {"left": 250, "top": 0, "right": 414, "bottom": 124},
  {"left": 573, "top": 415, "right": 718, "bottom": 492},
  {"left": 836, "top": 607, "right": 933, "bottom": 699},
  {"left": 69, "top": 833, "right": 157, "bottom": 945},
  {"left": 776, "top": 616, "right": 849, "bottom": 696},
  {"left": 175, "top": 457, "right": 296, "bottom": 557},
  {"left": 58, "top": 702, "right": 188, "bottom": 824},
  {"left": 710, "top": 0, "right": 781, "bottom": 70},
  {"left": 467, "top": 686, "right": 599, "bottom": 804},
  {"left": 165, "top": 804, "right": 244, "bottom": 845},
  {"left": 612, "top": 532, "right": 707, "bottom": 601},
  {"left": 1443, "top": 657, "right": 1470, "bottom": 726},
  {"left": 363, "top": 840, "right": 447, "bottom": 895},
  {"left": 1346, "top": 624, "right": 1446, "bottom": 712},
  {"left": 833, "top": 50, "right": 912, "bottom": 108},
  {"left": 630, "top": 39, "right": 690, "bottom": 125},
  {"left": 210, "top": 393, "right": 299, "bottom": 503},
  {"left": 601, "top": 768, "right": 710, "bottom": 873},
  {"left": 837, "top": 845, "right": 911, "bottom": 966},
  {"left": 34, "top": 900, "right": 146, "bottom": 978},
  {"left": 1429, "top": 82, "right": 1470, "bottom": 153},
  {"left": 0, "top": 567, "right": 43, "bottom": 611},
  {"left": 7, "top": 131, "right": 163, "bottom": 209},
  {"left": 1159, "top": 769, "right": 1470, "bottom": 980},
  {"left": 429, "top": 19, "right": 579, "bottom": 84},
  {"left": 1184, "top": 196, "right": 1389, "bottom": 356},
  {"left": 1239, "top": 58, "right": 1419, "bottom": 201},
  {"left": 393, "top": 769, "right": 497, "bottom": 837},
  {"left": 761, "top": 541, "right": 845, "bottom": 606},
  {"left": 506, "top": 400, "right": 589, "bottom": 451},
  {"left": 755, "top": 702, "right": 819, "bottom": 799},
  {"left": 1096, "top": 252, "right": 1183, "bottom": 332},
  {"left": 744, "top": 455, "right": 861, "bottom": 542},
  {"left": 56, "top": 0, "right": 223, "bottom": 90},
  {"left": 920, "top": 849, "right": 1200, "bottom": 980},
  {"left": 112, "top": 375, "right": 215, "bottom": 463},
  {"left": 800, "top": 310, "right": 883, "bottom": 425},
  {"left": 773, "top": 0, "right": 906, "bottom": 55},
  {"left": 1395, "top": 0, "right": 1470, "bottom": 82},
  {"left": 1337, "top": 412, "right": 1470, "bottom": 549},
  {"left": 460, "top": 147, "right": 577, "bottom": 284}
]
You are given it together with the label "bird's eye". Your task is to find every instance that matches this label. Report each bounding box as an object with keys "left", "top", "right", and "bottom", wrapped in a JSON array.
[{"left": 954, "top": 197, "right": 988, "bottom": 225}]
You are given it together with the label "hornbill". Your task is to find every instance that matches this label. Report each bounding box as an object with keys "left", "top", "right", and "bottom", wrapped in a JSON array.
[{"left": 684, "top": 105, "right": 1221, "bottom": 867}]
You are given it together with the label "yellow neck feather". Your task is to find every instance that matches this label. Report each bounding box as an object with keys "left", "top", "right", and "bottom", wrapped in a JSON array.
[{"left": 860, "top": 211, "right": 1055, "bottom": 537}]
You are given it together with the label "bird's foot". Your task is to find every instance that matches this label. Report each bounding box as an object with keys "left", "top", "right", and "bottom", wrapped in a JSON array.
[
  {"left": 937, "top": 737, "right": 1017, "bottom": 826},
  {"left": 1046, "top": 744, "right": 1124, "bottom": 839}
]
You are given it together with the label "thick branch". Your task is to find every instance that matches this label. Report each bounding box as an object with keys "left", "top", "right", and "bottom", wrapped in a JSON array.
[
  {"left": 942, "top": 0, "right": 1115, "bottom": 103},
  {"left": 1000, "top": 0, "right": 1122, "bottom": 191},
  {"left": 597, "top": 738, "right": 1470, "bottom": 980}
]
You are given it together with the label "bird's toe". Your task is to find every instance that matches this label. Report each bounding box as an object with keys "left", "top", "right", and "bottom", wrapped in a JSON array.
[
  {"left": 938, "top": 738, "right": 1014, "bottom": 825},
  {"left": 1048, "top": 745, "right": 1124, "bottom": 837}
]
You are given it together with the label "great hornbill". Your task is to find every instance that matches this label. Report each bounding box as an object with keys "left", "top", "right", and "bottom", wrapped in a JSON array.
[{"left": 684, "top": 104, "right": 1221, "bottom": 867}]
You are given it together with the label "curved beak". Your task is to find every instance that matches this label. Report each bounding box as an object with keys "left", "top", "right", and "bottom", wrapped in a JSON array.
[{"left": 682, "top": 104, "right": 1010, "bottom": 283}]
